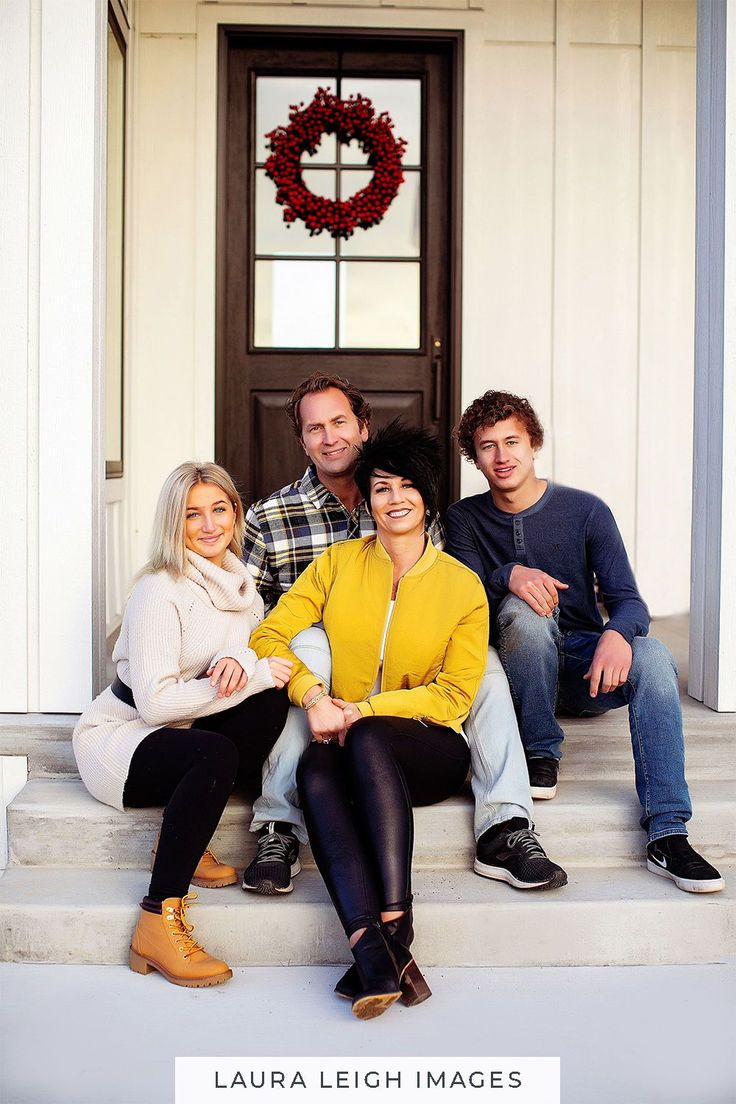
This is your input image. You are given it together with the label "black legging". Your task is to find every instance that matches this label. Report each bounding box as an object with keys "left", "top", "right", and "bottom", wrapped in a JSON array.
[
  {"left": 123, "top": 688, "right": 289, "bottom": 900},
  {"left": 297, "top": 715, "right": 470, "bottom": 937}
]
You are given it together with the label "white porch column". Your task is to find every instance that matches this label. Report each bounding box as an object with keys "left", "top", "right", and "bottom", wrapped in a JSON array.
[
  {"left": 0, "top": 0, "right": 107, "bottom": 713},
  {"left": 690, "top": 0, "right": 736, "bottom": 710}
]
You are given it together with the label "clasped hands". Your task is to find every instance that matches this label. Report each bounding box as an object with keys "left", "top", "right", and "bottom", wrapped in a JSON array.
[{"left": 303, "top": 688, "right": 361, "bottom": 747}]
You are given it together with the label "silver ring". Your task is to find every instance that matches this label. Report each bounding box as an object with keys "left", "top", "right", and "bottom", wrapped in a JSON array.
[{"left": 322, "top": 737, "right": 332, "bottom": 745}]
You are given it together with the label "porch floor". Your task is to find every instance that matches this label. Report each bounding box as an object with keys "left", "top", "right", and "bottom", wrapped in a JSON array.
[{"left": 1, "top": 959, "right": 734, "bottom": 1104}]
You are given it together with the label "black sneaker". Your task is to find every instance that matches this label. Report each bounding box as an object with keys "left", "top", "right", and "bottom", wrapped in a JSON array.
[
  {"left": 242, "top": 821, "right": 301, "bottom": 895},
  {"left": 647, "top": 835, "right": 725, "bottom": 893},
  {"left": 526, "top": 755, "right": 559, "bottom": 800},
  {"left": 474, "top": 817, "right": 568, "bottom": 890}
]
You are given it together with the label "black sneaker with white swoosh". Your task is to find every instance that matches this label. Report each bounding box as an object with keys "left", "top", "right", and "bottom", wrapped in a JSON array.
[{"left": 647, "top": 835, "right": 725, "bottom": 893}]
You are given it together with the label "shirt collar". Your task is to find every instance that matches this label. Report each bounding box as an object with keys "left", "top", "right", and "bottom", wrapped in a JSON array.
[{"left": 299, "top": 465, "right": 367, "bottom": 516}]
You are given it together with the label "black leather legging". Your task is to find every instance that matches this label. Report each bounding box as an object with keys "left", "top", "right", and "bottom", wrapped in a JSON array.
[
  {"left": 123, "top": 688, "right": 289, "bottom": 900},
  {"left": 297, "top": 715, "right": 470, "bottom": 937}
]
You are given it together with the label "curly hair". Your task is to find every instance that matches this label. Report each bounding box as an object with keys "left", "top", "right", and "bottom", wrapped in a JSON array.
[
  {"left": 455, "top": 390, "right": 544, "bottom": 462},
  {"left": 354, "top": 419, "right": 441, "bottom": 520},
  {"left": 285, "top": 373, "right": 371, "bottom": 439}
]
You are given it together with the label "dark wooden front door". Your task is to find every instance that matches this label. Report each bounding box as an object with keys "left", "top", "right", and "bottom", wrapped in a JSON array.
[{"left": 217, "top": 28, "right": 462, "bottom": 506}]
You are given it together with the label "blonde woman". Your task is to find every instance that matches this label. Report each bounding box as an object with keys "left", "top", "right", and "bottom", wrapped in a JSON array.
[{"left": 73, "top": 462, "right": 291, "bottom": 988}]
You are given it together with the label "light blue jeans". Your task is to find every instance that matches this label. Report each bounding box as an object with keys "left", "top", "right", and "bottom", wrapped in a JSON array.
[
  {"left": 250, "top": 626, "right": 533, "bottom": 843},
  {"left": 495, "top": 594, "right": 692, "bottom": 841},
  {"left": 251, "top": 626, "right": 331, "bottom": 843}
]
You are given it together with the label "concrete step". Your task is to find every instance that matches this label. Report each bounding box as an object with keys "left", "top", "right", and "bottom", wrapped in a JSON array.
[
  {"left": 2, "top": 705, "right": 734, "bottom": 780},
  {"left": 0, "top": 715, "right": 78, "bottom": 777},
  {"left": 8, "top": 777, "right": 736, "bottom": 869},
  {"left": 0, "top": 864, "right": 733, "bottom": 968}
]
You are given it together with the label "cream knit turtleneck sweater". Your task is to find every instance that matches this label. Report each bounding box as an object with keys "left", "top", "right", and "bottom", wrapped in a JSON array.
[{"left": 73, "top": 550, "right": 275, "bottom": 811}]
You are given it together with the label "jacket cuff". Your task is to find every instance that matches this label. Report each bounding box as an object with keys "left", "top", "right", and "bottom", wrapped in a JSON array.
[{"left": 355, "top": 700, "right": 374, "bottom": 718}]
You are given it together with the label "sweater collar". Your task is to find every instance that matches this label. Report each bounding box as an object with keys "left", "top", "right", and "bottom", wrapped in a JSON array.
[
  {"left": 183, "top": 549, "right": 257, "bottom": 612},
  {"left": 370, "top": 533, "right": 438, "bottom": 578}
]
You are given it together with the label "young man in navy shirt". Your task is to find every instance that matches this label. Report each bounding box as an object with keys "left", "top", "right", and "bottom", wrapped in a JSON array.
[{"left": 446, "top": 390, "right": 724, "bottom": 893}]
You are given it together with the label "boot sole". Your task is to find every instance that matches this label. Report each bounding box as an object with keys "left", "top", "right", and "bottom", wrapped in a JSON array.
[
  {"left": 191, "top": 873, "right": 238, "bottom": 888},
  {"left": 129, "top": 947, "right": 233, "bottom": 987},
  {"left": 336, "top": 963, "right": 431, "bottom": 1007},
  {"left": 151, "top": 853, "right": 238, "bottom": 889},
  {"left": 351, "top": 991, "right": 402, "bottom": 1020},
  {"left": 473, "top": 858, "right": 568, "bottom": 890},
  {"left": 646, "top": 859, "right": 725, "bottom": 893}
]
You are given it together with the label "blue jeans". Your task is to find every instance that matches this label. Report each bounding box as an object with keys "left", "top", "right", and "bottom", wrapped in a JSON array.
[
  {"left": 251, "top": 627, "right": 534, "bottom": 844},
  {"left": 496, "top": 595, "right": 692, "bottom": 841},
  {"left": 250, "top": 626, "right": 332, "bottom": 844}
]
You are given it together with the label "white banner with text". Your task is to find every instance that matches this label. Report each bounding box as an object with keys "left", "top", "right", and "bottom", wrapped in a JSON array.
[{"left": 175, "top": 1057, "right": 560, "bottom": 1103}]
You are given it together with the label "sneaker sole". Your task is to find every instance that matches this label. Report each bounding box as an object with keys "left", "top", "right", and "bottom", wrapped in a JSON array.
[
  {"left": 646, "top": 859, "right": 725, "bottom": 893},
  {"left": 529, "top": 784, "right": 557, "bottom": 800},
  {"left": 242, "top": 859, "right": 301, "bottom": 895},
  {"left": 473, "top": 858, "right": 568, "bottom": 890}
]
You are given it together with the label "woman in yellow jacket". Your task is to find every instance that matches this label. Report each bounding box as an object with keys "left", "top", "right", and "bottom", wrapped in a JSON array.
[{"left": 250, "top": 422, "right": 488, "bottom": 1020}]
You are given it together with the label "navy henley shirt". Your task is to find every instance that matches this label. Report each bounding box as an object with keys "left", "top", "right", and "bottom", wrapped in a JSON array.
[{"left": 445, "top": 482, "right": 650, "bottom": 644}]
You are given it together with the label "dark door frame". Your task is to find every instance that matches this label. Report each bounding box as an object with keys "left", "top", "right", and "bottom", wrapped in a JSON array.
[{"left": 215, "top": 24, "right": 464, "bottom": 503}]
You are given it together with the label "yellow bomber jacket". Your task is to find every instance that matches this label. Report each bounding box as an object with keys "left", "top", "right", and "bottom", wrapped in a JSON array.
[{"left": 250, "top": 536, "right": 489, "bottom": 732}]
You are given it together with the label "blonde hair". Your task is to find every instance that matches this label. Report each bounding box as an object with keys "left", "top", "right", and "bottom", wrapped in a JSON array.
[{"left": 140, "top": 462, "right": 245, "bottom": 579}]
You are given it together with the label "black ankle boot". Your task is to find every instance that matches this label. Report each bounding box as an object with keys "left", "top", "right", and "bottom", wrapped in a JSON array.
[
  {"left": 349, "top": 923, "right": 402, "bottom": 1021},
  {"left": 336, "top": 908, "right": 431, "bottom": 1007}
]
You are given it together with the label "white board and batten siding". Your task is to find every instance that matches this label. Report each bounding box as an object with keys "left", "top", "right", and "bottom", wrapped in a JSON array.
[{"left": 128, "top": 0, "right": 697, "bottom": 627}]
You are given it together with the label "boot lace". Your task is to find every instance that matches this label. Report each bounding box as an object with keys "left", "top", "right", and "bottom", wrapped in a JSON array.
[
  {"left": 505, "top": 828, "right": 547, "bottom": 859},
  {"left": 165, "top": 892, "right": 204, "bottom": 959}
]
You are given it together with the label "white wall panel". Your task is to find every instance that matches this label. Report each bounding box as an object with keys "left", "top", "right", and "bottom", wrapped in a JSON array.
[
  {"left": 637, "top": 2, "right": 695, "bottom": 615},
  {"left": 461, "top": 40, "right": 555, "bottom": 496},
  {"left": 553, "top": 37, "right": 641, "bottom": 556},
  {"left": 128, "top": 34, "right": 197, "bottom": 573},
  {"left": 0, "top": 0, "right": 32, "bottom": 711},
  {"left": 38, "top": 0, "right": 105, "bottom": 711}
]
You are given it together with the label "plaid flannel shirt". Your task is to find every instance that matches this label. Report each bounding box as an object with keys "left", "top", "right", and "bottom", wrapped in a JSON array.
[{"left": 243, "top": 465, "right": 445, "bottom": 611}]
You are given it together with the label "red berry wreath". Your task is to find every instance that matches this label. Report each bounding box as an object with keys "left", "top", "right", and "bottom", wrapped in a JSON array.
[{"left": 264, "top": 87, "right": 408, "bottom": 240}]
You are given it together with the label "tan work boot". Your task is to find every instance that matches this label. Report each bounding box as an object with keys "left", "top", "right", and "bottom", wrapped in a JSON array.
[
  {"left": 129, "top": 893, "right": 233, "bottom": 988},
  {"left": 150, "top": 837, "right": 238, "bottom": 889}
]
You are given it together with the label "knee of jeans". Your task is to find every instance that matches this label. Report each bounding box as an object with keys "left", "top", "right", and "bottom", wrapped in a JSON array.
[
  {"left": 496, "top": 596, "right": 555, "bottom": 650},
  {"left": 345, "top": 717, "right": 385, "bottom": 756},
  {"left": 290, "top": 625, "right": 332, "bottom": 682},
  {"left": 630, "top": 636, "right": 678, "bottom": 687}
]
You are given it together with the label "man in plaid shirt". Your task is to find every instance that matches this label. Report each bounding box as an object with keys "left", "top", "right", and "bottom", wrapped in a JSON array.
[{"left": 241, "top": 373, "right": 565, "bottom": 898}]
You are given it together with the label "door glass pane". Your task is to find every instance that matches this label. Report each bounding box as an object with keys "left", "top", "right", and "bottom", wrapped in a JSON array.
[
  {"left": 339, "top": 262, "right": 420, "bottom": 348},
  {"left": 340, "top": 78, "right": 421, "bottom": 165},
  {"left": 340, "top": 170, "right": 420, "bottom": 258},
  {"left": 255, "top": 77, "right": 337, "bottom": 164},
  {"left": 254, "top": 260, "right": 336, "bottom": 347},
  {"left": 255, "top": 169, "right": 336, "bottom": 256}
]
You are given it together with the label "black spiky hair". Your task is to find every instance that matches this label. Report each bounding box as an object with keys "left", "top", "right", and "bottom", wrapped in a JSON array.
[{"left": 354, "top": 418, "right": 441, "bottom": 520}]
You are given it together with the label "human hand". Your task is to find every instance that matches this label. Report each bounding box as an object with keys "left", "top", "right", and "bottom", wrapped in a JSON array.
[
  {"left": 305, "top": 695, "right": 347, "bottom": 745},
  {"left": 332, "top": 699, "right": 362, "bottom": 742},
  {"left": 509, "top": 565, "right": 569, "bottom": 617},
  {"left": 584, "top": 629, "right": 632, "bottom": 697},
  {"left": 207, "top": 658, "right": 248, "bottom": 698},
  {"left": 267, "top": 657, "right": 293, "bottom": 688}
]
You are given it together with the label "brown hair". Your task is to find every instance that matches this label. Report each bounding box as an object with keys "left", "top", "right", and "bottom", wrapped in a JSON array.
[
  {"left": 285, "top": 373, "right": 371, "bottom": 440},
  {"left": 455, "top": 390, "right": 544, "bottom": 462}
]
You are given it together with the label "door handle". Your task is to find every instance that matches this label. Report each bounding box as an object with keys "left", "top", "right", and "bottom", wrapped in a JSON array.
[{"left": 432, "top": 337, "right": 442, "bottom": 422}]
